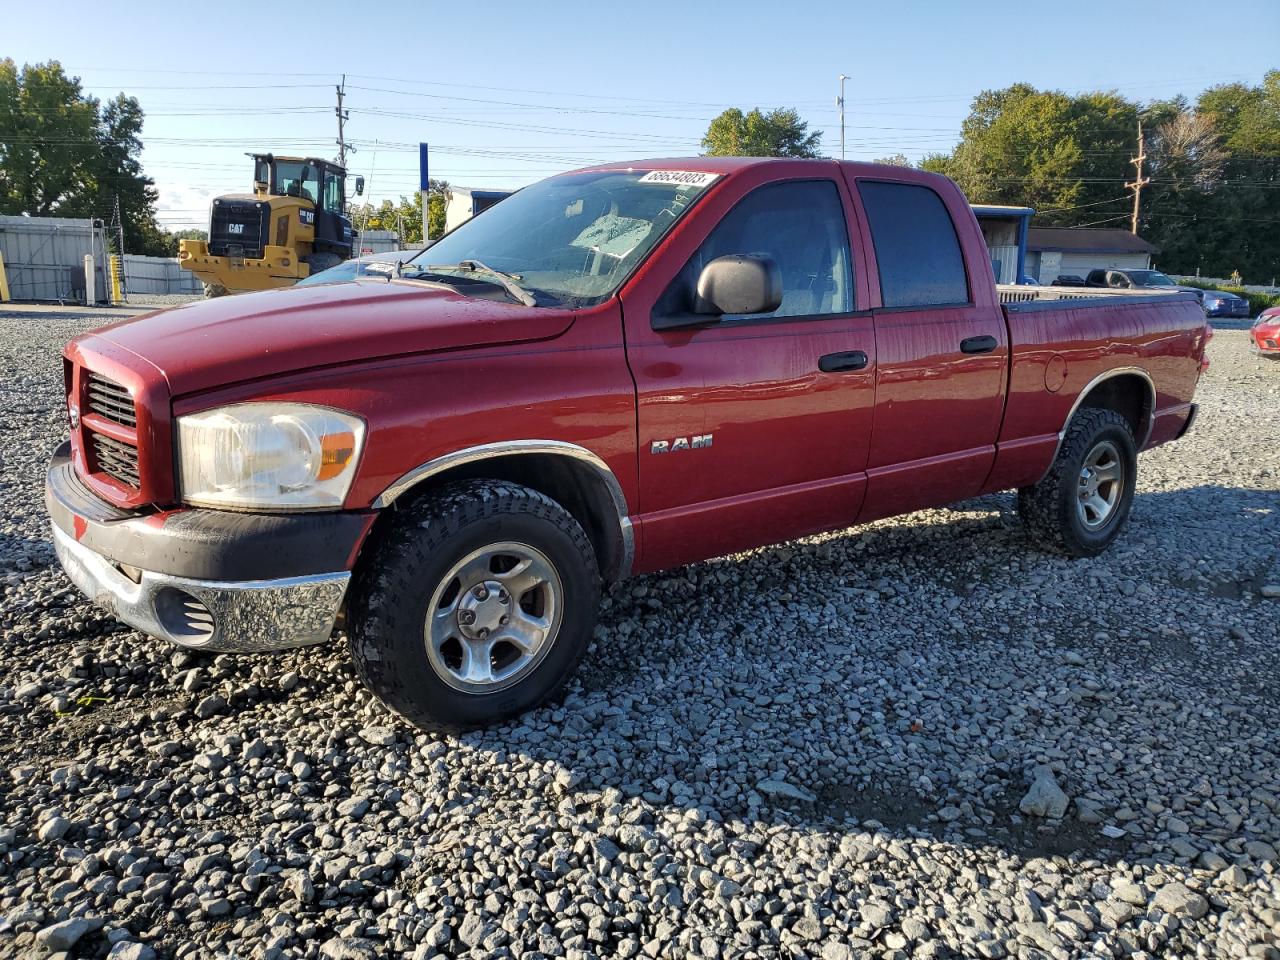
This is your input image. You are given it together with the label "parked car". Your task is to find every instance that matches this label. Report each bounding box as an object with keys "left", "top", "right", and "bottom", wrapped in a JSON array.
[
  {"left": 295, "top": 249, "right": 421, "bottom": 287},
  {"left": 1200, "top": 288, "right": 1252, "bottom": 319},
  {"left": 47, "top": 158, "right": 1210, "bottom": 729},
  {"left": 1084, "top": 268, "right": 1200, "bottom": 297},
  {"left": 1252, "top": 306, "right": 1280, "bottom": 356},
  {"left": 1051, "top": 275, "right": 1086, "bottom": 287}
]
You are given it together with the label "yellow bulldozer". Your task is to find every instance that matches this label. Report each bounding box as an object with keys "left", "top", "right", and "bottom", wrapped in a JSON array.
[{"left": 179, "top": 153, "right": 364, "bottom": 297}]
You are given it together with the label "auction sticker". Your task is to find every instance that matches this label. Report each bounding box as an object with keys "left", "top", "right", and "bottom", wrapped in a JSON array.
[{"left": 638, "top": 170, "right": 719, "bottom": 188}]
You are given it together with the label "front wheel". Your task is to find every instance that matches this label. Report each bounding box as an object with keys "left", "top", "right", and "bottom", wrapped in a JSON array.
[
  {"left": 348, "top": 480, "right": 600, "bottom": 730},
  {"left": 1017, "top": 407, "right": 1137, "bottom": 557}
]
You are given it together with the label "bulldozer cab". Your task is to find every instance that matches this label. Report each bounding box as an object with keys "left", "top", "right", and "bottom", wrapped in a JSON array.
[
  {"left": 179, "top": 153, "right": 365, "bottom": 296},
  {"left": 252, "top": 154, "right": 355, "bottom": 260}
]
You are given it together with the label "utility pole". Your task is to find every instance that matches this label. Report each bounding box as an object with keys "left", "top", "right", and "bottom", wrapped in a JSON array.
[
  {"left": 1127, "top": 120, "right": 1150, "bottom": 235},
  {"left": 335, "top": 74, "right": 350, "bottom": 168},
  {"left": 837, "top": 74, "right": 849, "bottom": 160}
]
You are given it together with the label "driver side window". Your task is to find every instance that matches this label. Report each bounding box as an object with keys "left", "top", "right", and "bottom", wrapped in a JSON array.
[{"left": 656, "top": 179, "right": 854, "bottom": 321}]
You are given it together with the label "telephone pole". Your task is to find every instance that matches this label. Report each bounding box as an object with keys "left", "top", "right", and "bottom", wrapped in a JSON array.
[
  {"left": 837, "top": 74, "right": 849, "bottom": 160},
  {"left": 1127, "top": 120, "right": 1150, "bottom": 235},
  {"left": 335, "top": 74, "right": 350, "bottom": 168}
]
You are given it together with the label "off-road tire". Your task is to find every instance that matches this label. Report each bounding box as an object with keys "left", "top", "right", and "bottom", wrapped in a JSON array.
[
  {"left": 348, "top": 479, "right": 599, "bottom": 730},
  {"left": 202, "top": 282, "right": 228, "bottom": 299},
  {"left": 1017, "top": 407, "right": 1137, "bottom": 557}
]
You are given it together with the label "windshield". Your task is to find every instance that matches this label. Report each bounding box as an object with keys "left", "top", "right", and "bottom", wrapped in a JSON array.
[
  {"left": 1128, "top": 270, "right": 1175, "bottom": 287},
  {"left": 273, "top": 160, "right": 320, "bottom": 204},
  {"left": 403, "top": 170, "right": 718, "bottom": 307},
  {"left": 296, "top": 252, "right": 411, "bottom": 286}
]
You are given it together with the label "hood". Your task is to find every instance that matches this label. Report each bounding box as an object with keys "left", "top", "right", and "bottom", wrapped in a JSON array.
[{"left": 87, "top": 279, "right": 576, "bottom": 396}]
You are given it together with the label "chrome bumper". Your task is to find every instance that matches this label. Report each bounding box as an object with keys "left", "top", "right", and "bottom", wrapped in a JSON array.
[{"left": 52, "top": 524, "right": 350, "bottom": 652}]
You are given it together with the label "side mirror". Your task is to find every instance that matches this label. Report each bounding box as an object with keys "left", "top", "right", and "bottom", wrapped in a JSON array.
[
  {"left": 695, "top": 254, "right": 782, "bottom": 316},
  {"left": 355, "top": 176, "right": 365, "bottom": 197}
]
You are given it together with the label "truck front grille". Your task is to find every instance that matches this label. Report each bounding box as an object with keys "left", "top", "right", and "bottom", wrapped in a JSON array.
[
  {"left": 86, "top": 372, "right": 137, "bottom": 428},
  {"left": 208, "top": 200, "right": 268, "bottom": 259},
  {"left": 90, "top": 433, "right": 141, "bottom": 487}
]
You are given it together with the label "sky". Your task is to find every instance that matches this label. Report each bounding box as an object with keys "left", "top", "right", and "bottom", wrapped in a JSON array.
[{"left": 7, "top": 0, "right": 1279, "bottom": 233}]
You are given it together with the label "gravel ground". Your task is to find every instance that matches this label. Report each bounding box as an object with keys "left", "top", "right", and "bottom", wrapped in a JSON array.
[{"left": 0, "top": 307, "right": 1277, "bottom": 960}]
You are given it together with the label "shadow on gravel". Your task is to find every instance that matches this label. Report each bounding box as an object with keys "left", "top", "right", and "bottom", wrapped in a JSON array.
[
  {"left": 468, "top": 483, "right": 1277, "bottom": 864},
  {"left": 8, "top": 483, "right": 1277, "bottom": 874}
]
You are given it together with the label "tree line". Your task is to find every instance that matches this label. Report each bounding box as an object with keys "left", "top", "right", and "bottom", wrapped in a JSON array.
[
  {"left": 3, "top": 58, "right": 1276, "bottom": 278},
  {"left": 702, "top": 74, "right": 1279, "bottom": 281}
]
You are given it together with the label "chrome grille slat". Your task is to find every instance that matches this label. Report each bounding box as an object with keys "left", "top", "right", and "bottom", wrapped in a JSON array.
[
  {"left": 90, "top": 433, "right": 140, "bottom": 486},
  {"left": 85, "top": 373, "right": 137, "bottom": 428}
]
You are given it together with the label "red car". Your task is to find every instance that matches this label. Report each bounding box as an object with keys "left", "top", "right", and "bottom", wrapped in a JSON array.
[
  {"left": 46, "top": 158, "right": 1209, "bottom": 728},
  {"left": 1253, "top": 307, "right": 1280, "bottom": 356}
]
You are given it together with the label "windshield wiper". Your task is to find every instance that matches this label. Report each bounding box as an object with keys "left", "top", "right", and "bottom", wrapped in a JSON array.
[{"left": 419, "top": 260, "right": 537, "bottom": 307}]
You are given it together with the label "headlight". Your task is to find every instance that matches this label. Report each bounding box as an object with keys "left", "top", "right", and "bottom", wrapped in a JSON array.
[{"left": 177, "top": 403, "right": 365, "bottom": 510}]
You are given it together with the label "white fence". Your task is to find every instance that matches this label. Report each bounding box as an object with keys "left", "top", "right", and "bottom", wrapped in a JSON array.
[
  {"left": 122, "top": 254, "right": 202, "bottom": 295},
  {"left": 0, "top": 215, "right": 109, "bottom": 302}
]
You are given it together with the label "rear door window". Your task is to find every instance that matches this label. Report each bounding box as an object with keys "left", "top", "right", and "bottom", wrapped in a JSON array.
[{"left": 858, "top": 181, "right": 969, "bottom": 308}]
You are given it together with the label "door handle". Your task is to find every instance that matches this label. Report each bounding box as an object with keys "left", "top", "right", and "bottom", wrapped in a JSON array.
[
  {"left": 819, "top": 350, "right": 869, "bottom": 373},
  {"left": 960, "top": 335, "right": 998, "bottom": 354}
]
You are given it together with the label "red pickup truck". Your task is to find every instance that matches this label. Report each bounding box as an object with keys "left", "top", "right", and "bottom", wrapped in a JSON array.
[{"left": 47, "top": 158, "right": 1208, "bottom": 729}]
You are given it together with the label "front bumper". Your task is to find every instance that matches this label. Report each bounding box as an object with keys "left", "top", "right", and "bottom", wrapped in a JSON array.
[
  {"left": 52, "top": 525, "right": 350, "bottom": 651},
  {"left": 178, "top": 239, "right": 309, "bottom": 290},
  {"left": 46, "top": 442, "right": 374, "bottom": 652}
]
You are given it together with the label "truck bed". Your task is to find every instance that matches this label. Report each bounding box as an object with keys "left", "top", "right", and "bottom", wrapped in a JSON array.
[
  {"left": 995, "top": 284, "right": 1191, "bottom": 305},
  {"left": 988, "top": 286, "right": 1207, "bottom": 497}
]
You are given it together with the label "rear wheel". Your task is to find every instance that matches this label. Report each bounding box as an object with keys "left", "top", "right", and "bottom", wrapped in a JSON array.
[
  {"left": 1018, "top": 407, "right": 1137, "bottom": 557},
  {"left": 348, "top": 480, "right": 599, "bottom": 730}
]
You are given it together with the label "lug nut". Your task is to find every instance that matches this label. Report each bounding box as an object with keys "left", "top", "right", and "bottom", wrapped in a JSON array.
[
  {"left": 497, "top": 590, "right": 509, "bottom": 603},
  {"left": 474, "top": 586, "right": 488, "bottom": 600},
  {"left": 477, "top": 627, "right": 489, "bottom": 639},
  {"left": 458, "top": 610, "right": 475, "bottom": 625},
  {"left": 499, "top": 615, "right": 509, "bottom": 625}
]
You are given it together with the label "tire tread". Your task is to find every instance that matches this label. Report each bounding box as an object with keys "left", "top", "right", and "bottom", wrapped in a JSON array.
[
  {"left": 348, "top": 479, "right": 598, "bottom": 730},
  {"left": 1017, "top": 407, "right": 1135, "bottom": 557}
]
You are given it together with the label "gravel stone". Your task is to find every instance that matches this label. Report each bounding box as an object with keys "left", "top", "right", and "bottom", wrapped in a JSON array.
[
  {"left": 36, "top": 916, "right": 103, "bottom": 951},
  {"left": 36, "top": 816, "right": 70, "bottom": 841},
  {"left": 107, "top": 943, "right": 157, "bottom": 960},
  {"left": 756, "top": 778, "right": 817, "bottom": 803},
  {"left": 319, "top": 938, "right": 381, "bottom": 960},
  {"left": 1151, "top": 881, "right": 1210, "bottom": 920},
  {"left": 1019, "top": 765, "right": 1070, "bottom": 818},
  {"left": 0, "top": 306, "right": 1276, "bottom": 960}
]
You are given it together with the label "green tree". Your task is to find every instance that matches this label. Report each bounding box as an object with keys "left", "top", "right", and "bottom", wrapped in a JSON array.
[
  {"left": 1181, "top": 71, "right": 1280, "bottom": 278},
  {"left": 0, "top": 59, "right": 168, "bottom": 255},
  {"left": 873, "top": 153, "right": 912, "bottom": 167},
  {"left": 701, "top": 107, "right": 822, "bottom": 158},
  {"left": 349, "top": 179, "right": 450, "bottom": 245},
  {"left": 924, "top": 75, "right": 1280, "bottom": 279},
  {"left": 938, "top": 84, "right": 1137, "bottom": 221},
  {"left": 157, "top": 228, "right": 207, "bottom": 257}
]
